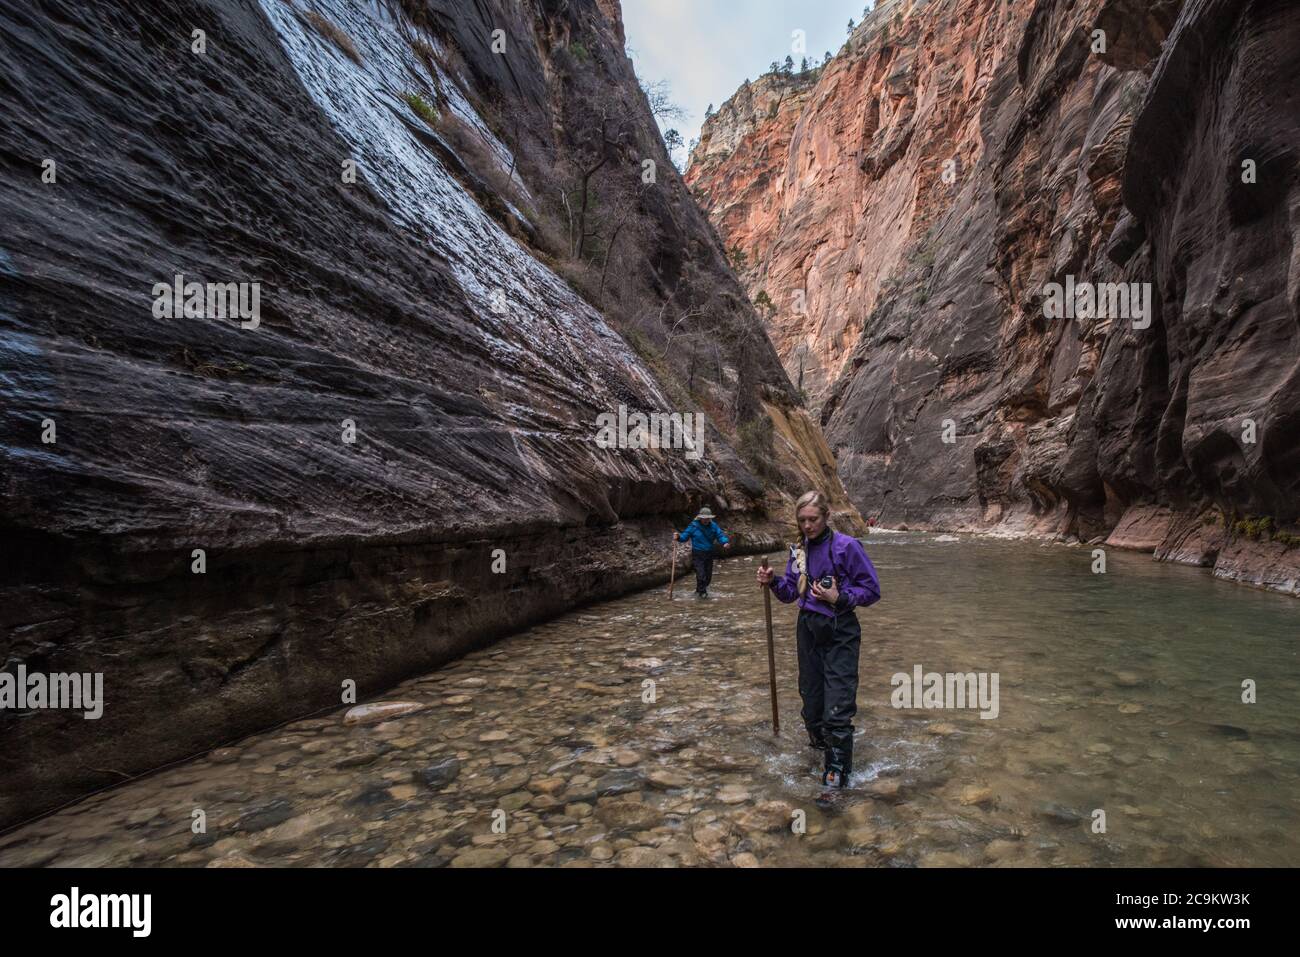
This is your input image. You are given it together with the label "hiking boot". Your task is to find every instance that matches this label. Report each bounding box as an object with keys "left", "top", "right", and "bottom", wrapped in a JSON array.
[
  {"left": 821, "top": 767, "right": 847, "bottom": 789},
  {"left": 806, "top": 728, "right": 828, "bottom": 751},
  {"left": 825, "top": 728, "right": 853, "bottom": 785}
]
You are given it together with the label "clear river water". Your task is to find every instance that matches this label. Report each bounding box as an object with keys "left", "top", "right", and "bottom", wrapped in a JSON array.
[{"left": 2, "top": 530, "right": 1297, "bottom": 867}]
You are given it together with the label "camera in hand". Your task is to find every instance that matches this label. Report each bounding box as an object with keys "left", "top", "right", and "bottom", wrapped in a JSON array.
[{"left": 816, "top": 574, "right": 835, "bottom": 590}]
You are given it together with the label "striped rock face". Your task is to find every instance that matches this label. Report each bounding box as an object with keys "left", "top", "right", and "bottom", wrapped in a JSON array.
[
  {"left": 687, "top": 0, "right": 1300, "bottom": 590},
  {"left": 0, "top": 0, "right": 862, "bottom": 828}
]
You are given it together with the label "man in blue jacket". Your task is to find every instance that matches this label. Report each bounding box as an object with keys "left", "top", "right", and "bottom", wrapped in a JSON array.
[{"left": 678, "top": 506, "right": 731, "bottom": 598}]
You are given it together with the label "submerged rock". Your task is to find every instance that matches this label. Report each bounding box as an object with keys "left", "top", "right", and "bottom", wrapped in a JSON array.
[
  {"left": 958, "top": 786, "right": 995, "bottom": 807},
  {"left": 595, "top": 803, "right": 664, "bottom": 831},
  {"left": 581, "top": 771, "right": 645, "bottom": 801},
  {"left": 415, "top": 758, "right": 462, "bottom": 791},
  {"left": 344, "top": 702, "right": 428, "bottom": 726},
  {"left": 1208, "top": 725, "right": 1250, "bottom": 741},
  {"left": 1036, "top": 803, "right": 1088, "bottom": 827},
  {"left": 236, "top": 800, "right": 295, "bottom": 834},
  {"left": 646, "top": 769, "right": 691, "bottom": 791},
  {"left": 736, "top": 801, "right": 796, "bottom": 833}
]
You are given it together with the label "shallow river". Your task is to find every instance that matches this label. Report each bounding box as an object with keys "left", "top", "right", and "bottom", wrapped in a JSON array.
[{"left": 2, "top": 531, "right": 1298, "bottom": 867}]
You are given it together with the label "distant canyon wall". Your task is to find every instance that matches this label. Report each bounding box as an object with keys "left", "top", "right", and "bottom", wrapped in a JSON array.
[{"left": 687, "top": 0, "right": 1299, "bottom": 594}]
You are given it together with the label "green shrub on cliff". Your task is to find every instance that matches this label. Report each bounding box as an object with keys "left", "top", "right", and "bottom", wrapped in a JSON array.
[
  {"left": 1234, "top": 515, "right": 1273, "bottom": 540},
  {"left": 403, "top": 91, "right": 439, "bottom": 127},
  {"left": 1229, "top": 514, "right": 1300, "bottom": 548}
]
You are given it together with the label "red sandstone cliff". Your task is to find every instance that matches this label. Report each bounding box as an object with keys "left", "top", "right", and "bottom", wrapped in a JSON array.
[{"left": 687, "top": 0, "right": 1299, "bottom": 595}]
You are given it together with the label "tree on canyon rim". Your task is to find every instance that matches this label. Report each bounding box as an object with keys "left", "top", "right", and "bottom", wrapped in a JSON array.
[{"left": 663, "top": 129, "right": 685, "bottom": 170}]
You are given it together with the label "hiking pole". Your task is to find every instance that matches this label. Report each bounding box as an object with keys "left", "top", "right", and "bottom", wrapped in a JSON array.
[
  {"left": 760, "top": 555, "right": 780, "bottom": 735},
  {"left": 668, "top": 534, "right": 677, "bottom": 599}
]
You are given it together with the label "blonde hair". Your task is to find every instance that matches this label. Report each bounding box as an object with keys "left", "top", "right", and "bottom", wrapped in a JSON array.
[
  {"left": 795, "top": 490, "right": 831, "bottom": 519},
  {"left": 792, "top": 491, "right": 832, "bottom": 595}
]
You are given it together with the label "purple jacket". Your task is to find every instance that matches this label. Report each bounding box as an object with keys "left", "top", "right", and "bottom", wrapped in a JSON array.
[{"left": 770, "top": 529, "right": 881, "bottom": 618}]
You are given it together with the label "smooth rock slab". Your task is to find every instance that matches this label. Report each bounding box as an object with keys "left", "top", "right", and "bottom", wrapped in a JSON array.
[
  {"left": 716, "top": 785, "right": 751, "bottom": 805},
  {"left": 343, "top": 702, "right": 427, "bottom": 726},
  {"left": 984, "top": 839, "right": 1021, "bottom": 861},
  {"left": 846, "top": 826, "right": 878, "bottom": 847},
  {"left": 125, "top": 806, "right": 162, "bottom": 826},
  {"left": 646, "top": 769, "right": 690, "bottom": 790},
  {"left": 735, "top": 800, "right": 795, "bottom": 832},
  {"left": 528, "top": 775, "right": 566, "bottom": 794},
  {"left": 867, "top": 779, "right": 903, "bottom": 802},
  {"left": 595, "top": 802, "right": 664, "bottom": 831},
  {"left": 959, "top": 785, "right": 995, "bottom": 807},
  {"left": 614, "top": 846, "right": 672, "bottom": 867},
  {"left": 236, "top": 800, "right": 295, "bottom": 833},
  {"left": 573, "top": 770, "right": 644, "bottom": 802},
  {"left": 1036, "top": 802, "right": 1088, "bottom": 826}
]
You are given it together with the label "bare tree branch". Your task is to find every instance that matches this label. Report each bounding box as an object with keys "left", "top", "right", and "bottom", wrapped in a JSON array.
[{"left": 638, "top": 78, "right": 688, "bottom": 124}]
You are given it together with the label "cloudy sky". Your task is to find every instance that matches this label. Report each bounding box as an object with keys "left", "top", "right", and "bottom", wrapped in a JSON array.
[{"left": 622, "top": 0, "right": 870, "bottom": 166}]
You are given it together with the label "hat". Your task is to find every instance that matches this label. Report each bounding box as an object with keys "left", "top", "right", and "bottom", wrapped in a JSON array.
[{"left": 696, "top": 506, "right": 715, "bottom": 520}]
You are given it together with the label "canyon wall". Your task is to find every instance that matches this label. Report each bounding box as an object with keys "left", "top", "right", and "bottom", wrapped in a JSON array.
[
  {"left": 687, "top": 0, "right": 1299, "bottom": 593},
  {"left": 0, "top": 0, "right": 859, "bottom": 827}
]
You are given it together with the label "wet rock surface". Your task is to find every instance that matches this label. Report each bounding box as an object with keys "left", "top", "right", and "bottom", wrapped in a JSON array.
[
  {"left": 2, "top": 538, "right": 1297, "bottom": 868},
  {"left": 0, "top": 0, "right": 860, "bottom": 826}
]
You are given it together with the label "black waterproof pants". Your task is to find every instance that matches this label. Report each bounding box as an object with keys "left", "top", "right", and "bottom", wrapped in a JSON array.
[
  {"left": 796, "top": 607, "right": 861, "bottom": 777},
  {"left": 691, "top": 551, "right": 714, "bottom": 594}
]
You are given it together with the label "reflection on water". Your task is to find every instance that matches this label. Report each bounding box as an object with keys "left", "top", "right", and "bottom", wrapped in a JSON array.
[{"left": 2, "top": 531, "right": 1297, "bottom": 867}]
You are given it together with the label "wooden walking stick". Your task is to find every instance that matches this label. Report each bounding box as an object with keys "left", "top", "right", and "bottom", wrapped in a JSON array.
[
  {"left": 760, "top": 555, "right": 780, "bottom": 735},
  {"left": 667, "top": 534, "right": 677, "bottom": 599}
]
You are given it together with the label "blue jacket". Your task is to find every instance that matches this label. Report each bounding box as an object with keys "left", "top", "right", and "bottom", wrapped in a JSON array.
[
  {"left": 770, "top": 528, "right": 881, "bottom": 618},
  {"left": 679, "top": 519, "right": 729, "bottom": 552}
]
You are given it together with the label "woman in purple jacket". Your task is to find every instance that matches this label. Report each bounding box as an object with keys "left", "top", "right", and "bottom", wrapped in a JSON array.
[{"left": 756, "top": 491, "right": 882, "bottom": 788}]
